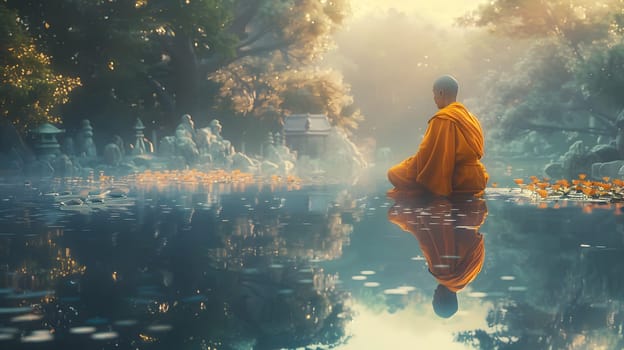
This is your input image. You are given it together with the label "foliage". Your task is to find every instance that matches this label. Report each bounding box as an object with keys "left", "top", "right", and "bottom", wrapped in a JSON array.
[
  {"left": 460, "top": 0, "right": 624, "bottom": 147},
  {"left": 0, "top": 4, "right": 81, "bottom": 132},
  {"left": 212, "top": 56, "right": 362, "bottom": 130},
  {"left": 3, "top": 0, "right": 356, "bottom": 136}
]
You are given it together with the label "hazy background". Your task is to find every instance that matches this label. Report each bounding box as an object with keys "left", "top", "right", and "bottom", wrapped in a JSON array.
[{"left": 327, "top": 1, "right": 494, "bottom": 160}]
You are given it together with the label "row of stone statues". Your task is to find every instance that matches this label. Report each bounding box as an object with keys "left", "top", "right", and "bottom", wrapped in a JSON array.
[
  {"left": 19, "top": 112, "right": 370, "bottom": 179},
  {"left": 26, "top": 114, "right": 301, "bottom": 177}
]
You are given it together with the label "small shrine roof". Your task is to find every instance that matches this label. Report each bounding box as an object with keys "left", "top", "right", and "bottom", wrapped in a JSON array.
[
  {"left": 283, "top": 114, "right": 331, "bottom": 136},
  {"left": 33, "top": 123, "right": 64, "bottom": 134}
]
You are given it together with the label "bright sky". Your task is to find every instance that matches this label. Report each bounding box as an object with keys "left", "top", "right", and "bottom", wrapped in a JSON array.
[{"left": 350, "top": 0, "right": 487, "bottom": 26}]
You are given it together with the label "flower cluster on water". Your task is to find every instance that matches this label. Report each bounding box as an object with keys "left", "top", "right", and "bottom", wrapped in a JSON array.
[
  {"left": 511, "top": 174, "right": 624, "bottom": 202},
  {"left": 125, "top": 169, "right": 302, "bottom": 192}
]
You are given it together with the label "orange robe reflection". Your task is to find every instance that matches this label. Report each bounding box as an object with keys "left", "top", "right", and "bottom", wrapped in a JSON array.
[
  {"left": 387, "top": 102, "right": 489, "bottom": 197},
  {"left": 388, "top": 196, "right": 488, "bottom": 292}
]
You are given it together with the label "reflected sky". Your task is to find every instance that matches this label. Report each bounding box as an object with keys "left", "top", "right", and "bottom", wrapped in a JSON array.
[{"left": 0, "top": 177, "right": 623, "bottom": 349}]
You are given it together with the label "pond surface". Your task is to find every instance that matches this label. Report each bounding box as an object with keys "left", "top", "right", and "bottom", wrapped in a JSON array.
[{"left": 0, "top": 175, "right": 623, "bottom": 350}]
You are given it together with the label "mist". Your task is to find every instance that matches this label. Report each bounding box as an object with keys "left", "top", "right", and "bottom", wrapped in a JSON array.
[{"left": 325, "top": 8, "right": 528, "bottom": 161}]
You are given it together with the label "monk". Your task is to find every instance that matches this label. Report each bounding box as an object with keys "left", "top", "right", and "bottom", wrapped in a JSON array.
[
  {"left": 387, "top": 75, "right": 488, "bottom": 197},
  {"left": 387, "top": 196, "right": 488, "bottom": 318}
]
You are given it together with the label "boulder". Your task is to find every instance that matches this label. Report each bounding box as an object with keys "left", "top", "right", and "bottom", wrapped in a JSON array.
[
  {"left": 591, "top": 160, "right": 624, "bottom": 180},
  {"left": 232, "top": 152, "right": 257, "bottom": 172},
  {"left": 103, "top": 143, "right": 123, "bottom": 166},
  {"left": 590, "top": 144, "right": 620, "bottom": 163}
]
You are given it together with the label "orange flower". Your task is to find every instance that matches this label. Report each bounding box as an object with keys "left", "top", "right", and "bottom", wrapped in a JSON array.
[
  {"left": 552, "top": 184, "right": 561, "bottom": 192},
  {"left": 530, "top": 175, "right": 540, "bottom": 184},
  {"left": 600, "top": 183, "right": 612, "bottom": 191},
  {"left": 578, "top": 173, "right": 587, "bottom": 180},
  {"left": 572, "top": 179, "right": 580, "bottom": 185},
  {"left": 536, "top": 189, "right": 548, "bottom": 198},
  {"left": 513, "top": 178, "right": 524, "bottom": 185},
  {"left": 526, "top": 184, "right": 535, "bottom": 191},
  {"left": 582, "top": 187, "right": 596, "bottom": 197},
  {"left": 537, "top": 182, "right": 549, "bottom": 190},
  {"left": 557, "top": 179, "right": 570, "bottom": 188},
  {"left": 603, "top": 176, "right": 611, "bottom": 183}
]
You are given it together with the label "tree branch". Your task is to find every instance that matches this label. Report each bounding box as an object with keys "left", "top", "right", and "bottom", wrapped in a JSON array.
[
  {"left": 235, "top": 24, "right": 274, "bottom": 50},
  {"left": 236, "top": 39, "right": 294, "bottom": 58},
  {"left": 228, "top": 0, "right": 262, "bottom": 39},
  {"left": 147, "top": 76, "right": 176, "bottom": 116}
]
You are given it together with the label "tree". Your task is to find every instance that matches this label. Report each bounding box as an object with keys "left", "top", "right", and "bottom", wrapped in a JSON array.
[
  {"left": 0, "top": 4, "right": 81, "bottom": 133},
  {"left": 460, "top": 0, "right": 624, "bottom": 147},
  {"left": 5, "top": 0, "right": 354, "bottom": 136},
  {"left": 212, "top": 57, "right": 362, "bottom": 131}
]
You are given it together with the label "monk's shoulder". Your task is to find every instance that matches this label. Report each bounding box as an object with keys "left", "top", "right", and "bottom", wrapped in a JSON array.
[{"left": 428, "top": 114, "right": 458, "bottom": 126}]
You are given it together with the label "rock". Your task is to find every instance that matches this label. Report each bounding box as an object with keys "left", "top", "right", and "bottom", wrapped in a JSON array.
[
  {"left": 591, "top": 160, "right": 624, "bottom": 180},
  {"left": 131, "top": 155, "right": 153, "bottom": 169},
  {"left": 60, "top": 198, "right": 84, "bottom": 206},
  {"left": 232, "top": 152, "right": 257, "bottom": 172},
  {"left": 590, "top": 144, "right": 620, "bottom": 163},
  {"left": 159, "top": 136, "right": 176, "bottom": 157},
  {"left": 103, "top": 143, "right": 123, "bottom": 166},
  {"left": 261, "top": 160, "right": 279, "bottom": 174},
  {"left": 176, "top": 137, "right": 199, "bottom": 164},
  {"left": 544, "top": 162, "right": 564, "bottom": 179},
  {"left": 27, "top": 159, "right": 54, "bottom": 177},
  {"left": 108, "top": 188, "right": 129, "bottom": 198},
  {"left": 561, "top": 141, "right": 599, "bottom": 179},
  {"left": 52, "top": 154, "right": 74, "bottom": 177}
]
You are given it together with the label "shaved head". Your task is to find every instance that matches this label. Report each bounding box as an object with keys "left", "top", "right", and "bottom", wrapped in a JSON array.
[
  {"left": 432, "top": 75, "right": 459, "bottom": 109},
  {"left": 432, "top": 284, "right": 458, "bottom": 318},
  {"left": 433, "top": 75, "right": 459, "bottom": 97}
]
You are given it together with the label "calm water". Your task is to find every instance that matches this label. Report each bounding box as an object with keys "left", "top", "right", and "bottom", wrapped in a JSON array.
[{"left": 0, "top": 176, "right": 623, "bottom": 350}]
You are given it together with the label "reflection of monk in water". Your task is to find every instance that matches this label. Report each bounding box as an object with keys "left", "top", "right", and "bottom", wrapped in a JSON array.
[{"left": 387, "top": 196, "right": 488, "bottom": 318}]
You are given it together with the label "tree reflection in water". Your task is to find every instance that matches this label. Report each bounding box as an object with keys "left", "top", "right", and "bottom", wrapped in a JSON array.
[
  {"left": 455, "top": 201, "right": 624, "bottom": 350},
  {"left": 0, "top": 184, "right": 358, "bottom": 349}
]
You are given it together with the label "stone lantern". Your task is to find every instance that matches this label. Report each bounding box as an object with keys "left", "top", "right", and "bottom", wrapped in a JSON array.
[
  {"left": 32, "top": 123, "right": 64, "bottom": 159},
  {"left": 132, "top": 118, "right": 147, "bottom": 155}
]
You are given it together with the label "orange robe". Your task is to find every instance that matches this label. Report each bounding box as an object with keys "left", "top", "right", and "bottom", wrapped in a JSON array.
[
  {"left": 387, "top": 102, "right": 489, "bottom": 197},
  {"left": 387, "top": 197, "right": 487, "bottom": 292}
]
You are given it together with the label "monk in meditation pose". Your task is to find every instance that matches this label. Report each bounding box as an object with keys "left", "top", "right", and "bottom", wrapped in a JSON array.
[
  {"left": 387, "top": 75, "right": 488, "bottom": 197},
  {"left": 387, "top": 196, "right": 487, "bottom": 318}
]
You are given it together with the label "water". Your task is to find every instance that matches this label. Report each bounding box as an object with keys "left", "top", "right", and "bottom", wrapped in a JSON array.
[{"left": 0, "top": 177, "right": 623, "bottom": 349}]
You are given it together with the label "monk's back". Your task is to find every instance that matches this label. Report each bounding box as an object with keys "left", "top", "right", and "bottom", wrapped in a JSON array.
[
  {"left": 387, "top": 75, "right": 489, "bottom": 197},
  {"left": 447, "top": 110, "right": 488, "bottom": 195}
]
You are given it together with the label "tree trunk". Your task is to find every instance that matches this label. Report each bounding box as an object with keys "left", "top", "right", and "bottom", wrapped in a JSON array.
[{"left": 171, "top": 34, "right": 201, "bottom": 121}]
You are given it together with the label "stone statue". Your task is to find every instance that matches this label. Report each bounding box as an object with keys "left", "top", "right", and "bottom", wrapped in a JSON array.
[
  {"left": 76, "top": 119, "right": 97, "bottom": 158},
  {"left": 263, "top": 132, "right": 281, "bottom": 163},
  {"left": 209, "top": 119, "right": 223, "bottom": 142},
  {"left": 112, "top": 135, "right": 125, "bottom": 157},
  {"left": 177, "top": 114, "right": 196, "bottom": 141},
  {"left": 195, "top": 127, "right": 213, "bottom": 155},
  {"left": 274, "top": 132, "right": 296, "bottom": 163}
]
